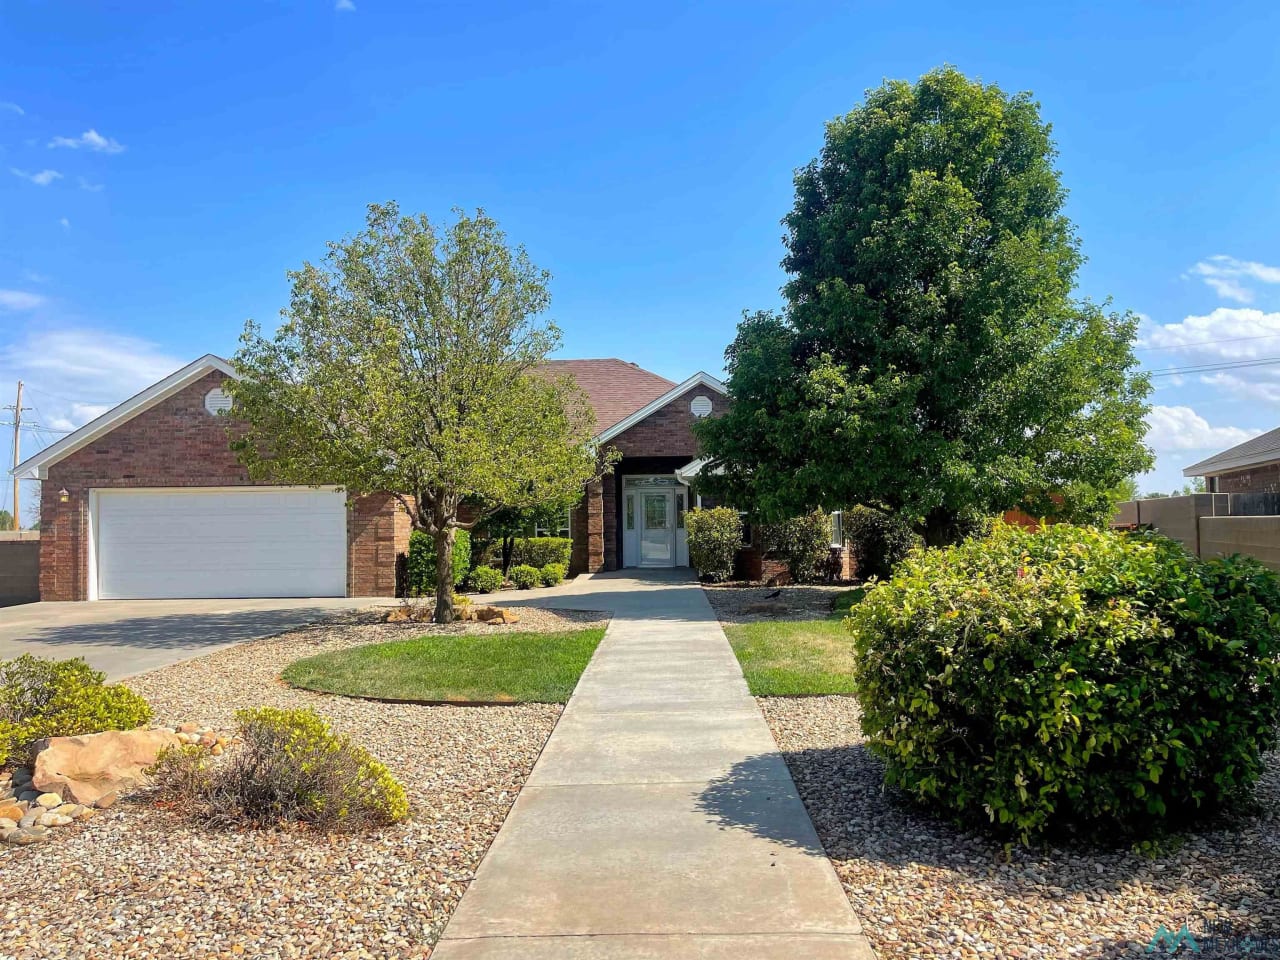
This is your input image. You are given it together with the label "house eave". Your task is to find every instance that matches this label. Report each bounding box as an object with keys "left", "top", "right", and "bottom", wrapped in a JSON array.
[{"left": 11, "top": 354, "right": 236, "bottom": 480}]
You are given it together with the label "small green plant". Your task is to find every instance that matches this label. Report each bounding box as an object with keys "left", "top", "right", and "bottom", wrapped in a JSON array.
[
  {"left": 406, "top": 529, "right": 471, "bottom": 597},
  {"left": 0, "top": 655, "right": 152, "bottom": 765},
  {"left": 849, "top": 522, "right": 1280, "bottom": 843},
  {"left": 149, "top": 707, "right": 408, "bottom": 830},
  {"left": 760, "top": 510, "right": 832, "bottom": 583},
  {"left": 685, "top": 507, "right": 742, "bottom": 582},
  {"left": 843, "top": 505, "right": 921, "bottom": 581},
  {"left": 468, "top": 565, "right": 504, "bottom": 593},
  {"left": 509, "top": 564, "right": 540, "bottom": 589},
  {"left": 539, "top": 562, "right": 566, "bottom": 586}
]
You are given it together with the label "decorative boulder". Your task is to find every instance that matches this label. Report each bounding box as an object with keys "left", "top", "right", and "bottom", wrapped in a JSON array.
[{"left": 31, "top": 729, "right": 181, "bottom": 806}]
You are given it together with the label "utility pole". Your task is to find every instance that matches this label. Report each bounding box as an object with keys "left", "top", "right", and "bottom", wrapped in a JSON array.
[{"left": 8, "top": 381, "right": 24, "bottom": 530}]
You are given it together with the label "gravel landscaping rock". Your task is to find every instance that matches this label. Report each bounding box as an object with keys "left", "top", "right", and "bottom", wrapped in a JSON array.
[
  {"left": 704, "top": 582, "right": 849, "bottom": 625},
  {"left": 761, "top": 695, "right": 1280, "bottom": 959},
  {"left": 0, "top": 606, "right": 604, "bottom": 958}
]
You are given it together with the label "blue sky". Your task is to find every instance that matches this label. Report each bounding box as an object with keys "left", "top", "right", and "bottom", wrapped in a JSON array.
[{"left": 3, "top": 1, "right": 1279, "bottom": 523}]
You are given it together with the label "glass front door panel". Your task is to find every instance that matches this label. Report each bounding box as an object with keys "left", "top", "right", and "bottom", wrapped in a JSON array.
[{"left": 640, "top": 493, "right": 673, "bottom": 565}]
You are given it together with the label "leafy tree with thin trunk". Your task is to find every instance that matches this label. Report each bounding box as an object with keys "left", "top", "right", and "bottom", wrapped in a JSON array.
[
  {"left": 697, "top": 67, "right": 1153, "bottom": 545},
  {"left": 229, "top": 203, "right": 607, "bottom": 622}
]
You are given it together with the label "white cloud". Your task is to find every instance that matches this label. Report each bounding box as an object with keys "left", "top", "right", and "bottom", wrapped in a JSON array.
[
  {"left": 0, "top": 289, "right": 46, "bottom": 311},
  {"left": 78, "top": 176, "right": 103, "bottom": 192},
  {"left": 1187, "top": 255, "right": 1280, "bottom": 304},
  {"left": 10, "top": 167, "right": 62, "bottom": 186},
  {"left": 1, "top": 330, "right": 183, "bottom": 436},
  {"left": 22, "top": 270, "right": 50, "bottom": 284},
  {"left": 1141, "top": 307, "right": 1280, "bottom": 361},
  {"left": 48, "top": 128, "right": 125, "bottom": 154},
  {"left": 58, "top": 217, "right": 70, "bottom": 230},
  {"left": 335, "top": 0, "right": 356, "bottom": 10},
  {"left": 0, "top": 102, "right": 23, "bottom": 116},
  {"left": 1144, "top": 405, "right": 1260, "bottom": 453}
]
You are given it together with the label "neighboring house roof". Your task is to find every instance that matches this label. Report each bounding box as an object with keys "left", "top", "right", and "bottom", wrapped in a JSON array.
[
  {"left": 12, "top": 354, "right": 235, "bottom": 480},
  {"left": 1184, "top": 425, "right": 1280, "bottom": 477},
  {"left": 539, "top": 358, "right": 676, "bottom": 434}
]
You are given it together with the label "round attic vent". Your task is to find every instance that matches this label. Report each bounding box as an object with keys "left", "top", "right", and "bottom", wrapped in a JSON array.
[
  {"left": 690, "top": 395, "right": 713, "bottom": 418},
  {"left": 204, "top": 387, "right": 233, "bottom": 416}
]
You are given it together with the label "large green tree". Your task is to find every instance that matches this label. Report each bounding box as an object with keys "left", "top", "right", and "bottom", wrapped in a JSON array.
[
  {"left": 698, "top": 67, "right": 1152, "bottom": 544},
  {"left": 230, "top": 203, "right": 605, "bottom": 622}
]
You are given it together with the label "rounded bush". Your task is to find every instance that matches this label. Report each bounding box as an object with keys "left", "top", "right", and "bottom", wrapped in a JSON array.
[
  {"left": 844, "top": 505, "right": 920, "bottom": 581},
  {"left": 539, "top": 562, "right": 566, "bottom": 587},
  {"left": 406, "top": 529, "right": 471, "bottom": 597},
  {"left": 0, "top": 655, "right": 152, "bottom": 765},
  {"left": 849, "top": 522, "right": 1280, "bottom": 842},
  {"left": 761, "top": 510, "right": 832, "bottom": 583},
  {"left": 509, "top": 564, "right": 541, "bottom": 590},
  {"left": 685, "top": 508, "right": 742, "bottom": 582},
  {"left": 468, "top": 565, "right": 504, "bottom": 594}
]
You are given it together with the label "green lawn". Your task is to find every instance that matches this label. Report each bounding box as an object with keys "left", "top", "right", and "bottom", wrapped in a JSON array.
[
  {"left": 724, "top": 612, "right": 857, "bottom": 697},
  {"left": 282, "top": 627, "right": 608, "bottom": 704}
]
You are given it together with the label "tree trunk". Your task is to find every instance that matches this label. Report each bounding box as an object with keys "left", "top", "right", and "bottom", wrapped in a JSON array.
[
  {"left": 433, "top": 526, "right": 457, "bottom": 624},
  {"left": 501, "top": 536, "right": 515, "bottom": 576}
]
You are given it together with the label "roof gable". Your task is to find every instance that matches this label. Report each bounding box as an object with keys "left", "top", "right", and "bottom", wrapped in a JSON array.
[
  {"left": 12, "top": 354, "right": 236, "bottom": 479},
  {"left": 594, "top": 371, "right": 727, "bottom": 443}
]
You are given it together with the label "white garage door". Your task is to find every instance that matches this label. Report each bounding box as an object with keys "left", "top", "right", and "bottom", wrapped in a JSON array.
[{"left": 94, "top": 488, "right": 347, "bottom": 600}]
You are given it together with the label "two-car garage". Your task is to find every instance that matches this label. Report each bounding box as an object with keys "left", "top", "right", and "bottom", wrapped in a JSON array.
[{"left": 91, "top": 487, "right": 348, "bottom": 600}]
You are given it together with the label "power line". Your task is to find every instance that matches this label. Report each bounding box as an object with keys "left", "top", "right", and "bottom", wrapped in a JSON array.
[
  {"left": 1137, "top": 331, "right": 1280, "bottom": 353},
  {"left": 1146, "top": 356, "right": 1280, "bottom": 379}
]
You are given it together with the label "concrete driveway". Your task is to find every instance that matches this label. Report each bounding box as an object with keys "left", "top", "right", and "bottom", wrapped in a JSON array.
[{"left": 0, "top": 597, "right": 394, "bottom": 680}]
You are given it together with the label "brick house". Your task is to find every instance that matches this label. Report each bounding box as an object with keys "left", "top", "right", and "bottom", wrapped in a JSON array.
[
  {"left": 14, "top": 354, "right": 743, "bottom": 600},
  {"left": 1183, "top": 425, "right": 1280, "bottom": 493}
]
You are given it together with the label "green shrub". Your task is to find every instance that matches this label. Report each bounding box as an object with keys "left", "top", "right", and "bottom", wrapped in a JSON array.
[
  {"left": 539, "top": 562, "right": 566, "bottom": 586},
  {"left": 510, "top": 537, "right": 572, "bottom": 569},
  {"left": 0, "top": 655, "right": 152, "bottom": 765},
  {"left": 844, "top": 505, "right": 921, "bottom": 581},
  {"left": 849, "top": 522, "right": 1280, "bottom": 843},
  {"left": 406, "top": 529, "right": 471, "bottom": 597},
  {"left": 149, "top": 707, "right": 408, "bottom": 830},
  {"left": 685, "top": 507, "right": 742, "bottom": 582},
  {"left": 468, "top": 565, "right": 504, "bottom": 594},
  {"left": 509, "top": 564, "right": 540, "bottom": 589},
  {"left": 761, "top": 510, "right": 832, "bottom": 583}
]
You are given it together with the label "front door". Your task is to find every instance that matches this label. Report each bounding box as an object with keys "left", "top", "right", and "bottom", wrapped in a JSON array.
[{"left": 638, "top": 491, "right": 674, "bottom": 567}]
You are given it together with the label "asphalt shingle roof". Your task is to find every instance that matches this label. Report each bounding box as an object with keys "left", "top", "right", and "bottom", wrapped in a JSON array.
[
  {"left": 1184, "top": 424, "right": 1280, "bottom": 476},
  {"left": 538, "top": 358, "right": 675, "bottom": 434}
]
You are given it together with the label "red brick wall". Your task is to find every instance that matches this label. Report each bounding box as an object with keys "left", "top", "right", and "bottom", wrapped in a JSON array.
[
  {"left": 570, "top": 477, "right": 605, "bottom": 575},
  {"left": 39, "top": 370, "right": 400, "bottom": 600},
  {"left": 1214, "top": 463, "right": 1280, "bottom": 494}
]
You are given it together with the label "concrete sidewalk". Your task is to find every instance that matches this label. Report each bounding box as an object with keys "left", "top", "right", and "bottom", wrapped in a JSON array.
[{"left": 434, "top": 570, "right": 875, "bottom": 959}]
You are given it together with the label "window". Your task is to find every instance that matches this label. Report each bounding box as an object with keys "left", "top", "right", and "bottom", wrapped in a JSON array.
[
  {"left": 534, "top": 508, "right": 571, "bottom": 538},
  {"left": 625, "top": 495, "right": 635, "bottom": 530},
  {"left": 830, "top": 511, "right": 844, "bottom": 548},
  {"left": 676, "top": 493, "right": 686, "bottom": 529},
  {"left": 644, "top": 494, "right": 668, "bottom": 529}
]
